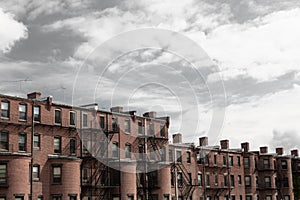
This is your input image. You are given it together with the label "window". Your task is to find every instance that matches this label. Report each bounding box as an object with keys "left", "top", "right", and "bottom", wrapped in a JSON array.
[
  {"left": 161, "top": 148, "right": 166, "bottom": 161},
  {"left": 266, "top": 196, "right": 272, "bottom": 200},
  {"left": 0, "top": 132, "right": 8, "bottom": 151},
  {"left": 124, "top": 119, "right": 130, "bottom": 133},
  {"left": 298, "top": 162, "right": 300, "bottom": 171},
  {"left": 176, "top": 151, "right": 182, "bottom": 163},
  {"left": 112, "top": 117, "right": 119, "bottom": 132},
  {"left": 0, "top": 164, "right": 7, "bottom": 184},
  {"left": 206, "top": 174, "right": 210, "bottom": 186},
  {"left": 69, "top": 111, "right": 76, "bottom": 126},
  {"left": 223, "top": 155, "right": 226, "bottom": 166},
  {"left": 230, "top": 175, "right": 235, "bottom": 187},
  {"left": 34, "top": 134, "right": 40, "bottom": 149},
  {"left": 282, "top": 160, "right": 287, "bottom": 170},
  {"left": 52, "top": 165, "right": 62, "bottom": 183},
  {"left": 138, "top": 121, "right": 143, "bottom": 135},
  {"left": 188, "top": 173, "right": 192, "bottom": 185},
  {"left": 69, "top": 138, "right": 76, "bottom": 155},
  {"left": 52, "top": 195, "right": 62, "bottom": 200},
  {"left": 54, "top": 136, "right": 61, "bottom": 154},
  {"left": 37, "top": 196, "right": 43, "bottom": 200},
  {"left": 163, "top": 195, "right": 170, "bottom": 200},
  {"left": 69, "top": 195, "right": 77, "bottom": 200},
  {"left": 171, "top": 172, "right": 174, "bottom": 186},
  {"left": 231, "top": 196, "right": 236, "bottom": 200},
  {"left": 0, "top": 197, "right": 5, "bottom": 200},
  {"left": 54, "top": 109, "right": 61, "bottom": 124},
  {"left": 18, "top": 133, "right": 26, "bottom": 151},
  {"left": 82, "top": 113, "right": 88, "bottom": 127},
  {"left": 33, "top": 165, "right": 40, "bottom": 181},
  {"left": 100, "top": 116, "right": 105, "bottom": 129},
  {"left": 237, "top": 156, "right": 241, "bottom": 166},
  {"left": 160, "top": 124, "right": 165, "bottom": 137},
  {"left": 283, "top": 177, "right": 289, "bottom": 187},
  {"left": 245, "top": 176, "right": 251, "bottom": 187},
  {"left": 224, "top": 175, "right": 228, "bottom": 186},
  {"left": 238, "top": 175, "right": 242, "bottom": 185},
  {"left": 256, "top": 176, "right": 258, "bottom": 187},
  {"left": 177, "top": 172, "right": 183, "bottom": 186},
  {"left": 34, "top": 106, "right": 40, "bottom": 122},
  {"left": 214, "top": 155, "right": 217, "bottom": 165},
  {"left": 1, "top": 101, "right": 9, "bottom": 118},
  {"left": 149, "top": 123, "right": 154, "bottom": 136},
  {"left": 205, "top": 154, "right": 209, "bottom": 165},
  {"left": 246, "top": 196, "right": 252, "bottom": 200},
  {"left": 264, "top": 159, "right": 270, "bottom": 169},
  {"left": 125, "top": 144, "right": 131, "bottom": 159},
  {"left": 214, "top": 174, "right": 218, "bottom": 185},
  {"left": 14, "top": 196, "right": 24, "bottom": 200},
  {"left": 244, "top": 157, "right": 250, "bottom": 168},
  {"left": 229, "top": 156, "right": 233, "bottom": 166},
  {"left": 112, "top": 142, "right": 119, "bottom": 158},
  {"left": 18, "top": 104, "right": 27, "bottom": 120},
  {"left": 127, "top": 196, "right": 133, "bottom": 200},
  {"left": 82, "top": 167, "right": 88, "bottom": 182},
  {"left": 198, "top": 173, "right": 202, "bottom": 186},
  {"left": 284, "top": 196, "right": 290, "bottom": 200},
  {"left": 265, "top": 176, "right": 271, "bottom": 187},
  {"left": 186, "top": 151, "right": 191, "bottom": 163},
  {"left": 169, "top": 149, "right": 173, "bottom": 162}
]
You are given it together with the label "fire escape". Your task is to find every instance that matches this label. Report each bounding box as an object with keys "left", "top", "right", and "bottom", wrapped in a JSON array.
[
  {"left": 80, "top": 112, "right": 120, "bottom": 200},
  {"left": 135, "top": 117, "right": 169, "bottom": 200}
]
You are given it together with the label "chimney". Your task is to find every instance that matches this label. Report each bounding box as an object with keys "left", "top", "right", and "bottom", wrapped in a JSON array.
[
  {"left": 199, "top": 137, "right": 208, "bottom": 146},
  {"left": 27, "top": 92, "right": 41, "bottom": 99},
  {"left": 111, "top": 106, "right": 123, "bottom": 113},
  {"left": 291, "top": 149, "right": 299, "bottom": 157},
  {"left": 220, "top": 140, "right": 229, "bottom": 149},
  {"left": 241, "top": 142, "right": 249, "bottom": 152},
  {"left": 173, "top": 133, "right": 182, "bottom": 144},
  {"left": 143, "top": 111, "right": 156, "bottom": 118},
  {"left": 276, "top": 147, "right": 284, "bottom": 155},
  {"left": 47, "top": 96, "right": 53, "bottom": 106},
  {"left": 260, "top": 146, "right": 268, "bottom": 154}
]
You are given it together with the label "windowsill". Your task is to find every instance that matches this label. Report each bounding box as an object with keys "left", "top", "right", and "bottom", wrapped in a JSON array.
[
  {"left": 18, "top": 150, "right": 26, "bottom": 153},
  {"left": 34, "top": 147, "right": 40, "bottom": 150},
  {"left": 0, "top": 117, "right": 9, "bottom": 120},
  {"left": 69, "top": 125, "right": 76, "bottom": 127},
  {"left": 18, "top": 119, "right": 27, "bottom": 122},
  {"left": 34, "top": 121, "right": 40, "bottom": 123},
  {"left": 124, "top": 132, "right": 130, "bottom": 135},
  {"left": 52, "top": 182, "right": 62, "bottom": 185},
  {"left": 33, "top": 179, "right": 40, "bottom": 182}
]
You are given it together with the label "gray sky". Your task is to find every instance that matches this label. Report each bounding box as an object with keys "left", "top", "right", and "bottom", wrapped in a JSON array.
[{"left": 0, "top": 0, "right": 300, "bottom": 153}]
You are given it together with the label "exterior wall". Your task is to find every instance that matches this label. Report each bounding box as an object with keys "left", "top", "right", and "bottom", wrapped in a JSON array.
[{"left": 0, "top": 92, "right": 298, "bottom": 200}]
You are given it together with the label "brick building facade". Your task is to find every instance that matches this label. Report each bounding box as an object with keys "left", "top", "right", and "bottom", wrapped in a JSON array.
[{"left": 0, "top": 92, "right": 299, "bottom": 200}]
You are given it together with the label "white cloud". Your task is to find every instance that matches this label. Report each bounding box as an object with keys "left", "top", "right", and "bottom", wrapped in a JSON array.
[
  {"left": 0, "top": 8, "right": 28, "bottom": 53},
  {"left": 195, "top": 8, "right": 300, "bottom": 81},
  {"left": 221, "top": 84, "right": 300, "bottom": 150}
]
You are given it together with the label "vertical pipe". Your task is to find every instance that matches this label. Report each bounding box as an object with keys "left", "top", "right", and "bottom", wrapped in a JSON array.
[
  {"left": 30, "top": 101, "right": 34, "bottom": 200},
  {"left": 144, "top": 117, "right": 149, "bottom": 200}
]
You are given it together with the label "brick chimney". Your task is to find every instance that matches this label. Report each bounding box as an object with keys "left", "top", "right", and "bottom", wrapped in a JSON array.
[
  {"left": 199, "top": 137, "right": 208, "bottom": 146},
  {"left": 111, "top": 106, "right": 123, "bottom": 113},
  {"left": 260, "top": 146, "right": 268, "bottom": 154},
  {"left": 276, "top": 147, "right": 284, "bottom": 155},
  {"left": 27, "top": 92, "right": 41, "bottom": 99},
  {"left": 143, "top": 111, "right": 156, "bottom": 118},
  {"left": 173, "top": 133, "right": 182, "bottom": 144},
  {"left": 220, "top": 140, "right": 229, "bottom": 149},
  {"left": 241, "top": 142, "right": 249, "bottom": 152},
  {"left": 291, "top": 149, "right": 299, "bottom": 157}
]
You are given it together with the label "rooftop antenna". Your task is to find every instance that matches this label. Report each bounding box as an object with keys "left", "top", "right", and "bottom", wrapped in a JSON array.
[{"left": 0, "top": 77, "right": 32, "bottom": 90}]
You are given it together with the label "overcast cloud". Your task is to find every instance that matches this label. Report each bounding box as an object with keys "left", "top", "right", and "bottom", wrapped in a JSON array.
[{"left": 0, "top": 0, "right": 299, "bottom": 152}]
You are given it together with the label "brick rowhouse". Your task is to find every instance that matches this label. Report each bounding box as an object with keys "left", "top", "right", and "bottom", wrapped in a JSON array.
[{"left": 0, "top": 92, "right": 298, "bottom": 200}]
